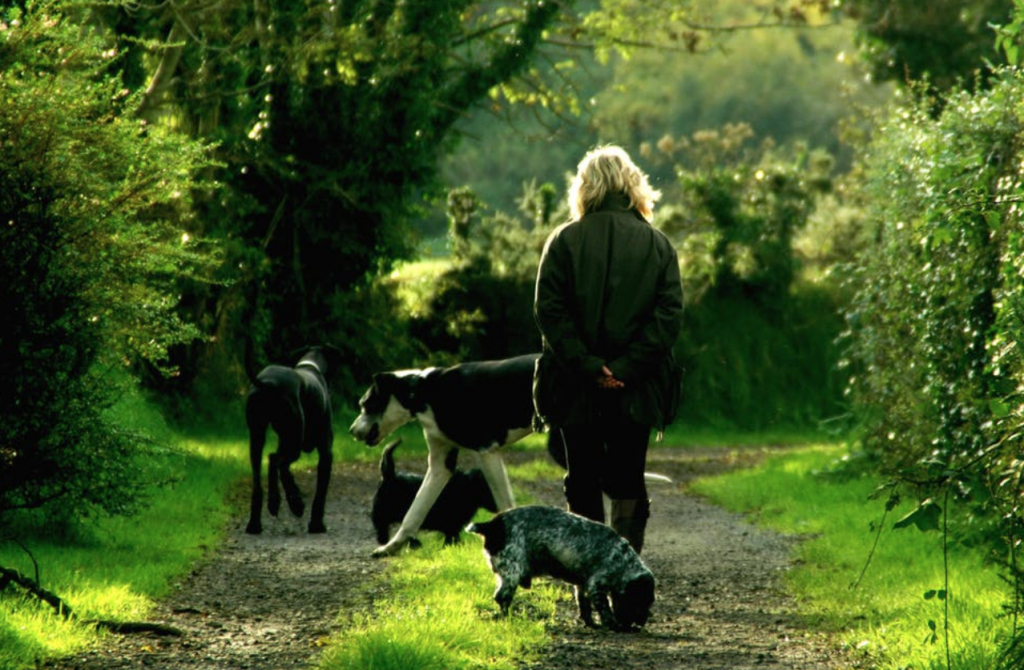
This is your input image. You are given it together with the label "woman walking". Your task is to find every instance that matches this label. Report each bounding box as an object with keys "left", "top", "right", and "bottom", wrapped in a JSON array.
[{"left": 533, "top": 145, "right": 683, "bottom": 554}]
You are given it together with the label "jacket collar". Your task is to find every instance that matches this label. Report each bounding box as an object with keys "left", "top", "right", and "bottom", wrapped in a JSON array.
[{"left": 595, "top": 192, "right": 632, "bottom": 212}]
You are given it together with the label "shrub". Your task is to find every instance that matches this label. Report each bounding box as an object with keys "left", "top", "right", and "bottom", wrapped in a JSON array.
[
  {"left": 840, "top": 64, "right": 1024, "bottom": 660},
  {"left": 409, "top": 184, "right": 560, "bottom": 363},
  {"left": 0, "top": 2, "right": 217, "bottom": 520}
]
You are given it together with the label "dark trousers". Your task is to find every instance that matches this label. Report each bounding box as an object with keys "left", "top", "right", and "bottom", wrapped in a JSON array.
[{"left": 557, "top": 394, "right": 650, "bottom": 523}]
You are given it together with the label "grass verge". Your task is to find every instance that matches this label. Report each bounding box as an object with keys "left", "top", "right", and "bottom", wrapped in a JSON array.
[
  {"left": 317, "top": 432, "right": 565, "bottom": 670},
  {"left": 689, "top": 444, "right": 1009, "bottom": 670},
  {"left": 0, "top": 393, "right": 251, "bottom": 670},
  {"left": 318, "top": 535, "right": 566, "bottom": 670}
]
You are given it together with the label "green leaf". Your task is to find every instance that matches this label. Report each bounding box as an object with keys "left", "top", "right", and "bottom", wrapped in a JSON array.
[
  {"left": 894, "top": 499, "right": 942, "bottom": 532},
  {"left": 989, "top": 398, "right": 1010, "bottom": 418}
]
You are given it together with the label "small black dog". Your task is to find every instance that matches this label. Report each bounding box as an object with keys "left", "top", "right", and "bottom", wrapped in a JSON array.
[
  {"left": 371, "top": 439, "right": 498, "bottom": 547},
  {"left": 468, "top": 506, "right": 656, "bottom": 631}
]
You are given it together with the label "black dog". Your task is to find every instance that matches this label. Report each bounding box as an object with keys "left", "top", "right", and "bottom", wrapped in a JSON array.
[
  {"left": 468, "top": 506, "right": 656, "bottom": 631},
  {"left": 245, "top": 345, "right": 341, "bottom": 535},
  {"left": 371, "top": 438, "right": 498, "bottom": 546}
]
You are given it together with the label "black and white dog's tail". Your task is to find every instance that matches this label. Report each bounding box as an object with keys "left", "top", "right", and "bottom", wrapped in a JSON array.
[{"left": 546, "top": 431, "right": 674, "bottom": 485}]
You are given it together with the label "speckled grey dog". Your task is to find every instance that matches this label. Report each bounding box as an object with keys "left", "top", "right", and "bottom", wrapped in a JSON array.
[{"left": 468, "top": 506, "right": 655, "bottom": 630}]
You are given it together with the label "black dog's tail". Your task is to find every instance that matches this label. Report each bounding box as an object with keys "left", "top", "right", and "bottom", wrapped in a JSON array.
[{"left": 379, "top": 439, "right": 402, "bottom": 479}]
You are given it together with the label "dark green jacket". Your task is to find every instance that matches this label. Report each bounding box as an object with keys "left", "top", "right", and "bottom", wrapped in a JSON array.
[{"left": 533, "top": 194, "right": 683, "bottom": 430}]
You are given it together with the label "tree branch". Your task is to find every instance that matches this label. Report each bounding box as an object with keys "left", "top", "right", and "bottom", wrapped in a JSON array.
[{"left": 136, "top": 18, "right": 188, "bottom": 122}]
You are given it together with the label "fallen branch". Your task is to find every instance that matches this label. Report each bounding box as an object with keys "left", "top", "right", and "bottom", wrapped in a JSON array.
[
  {"left": 1, "top": 565, "right": 183, "bottom": 636},
  {"left": 0, "top": 565, "right": 73, "bottom": 618},
  {"left": 86, "top": 620, "right": 184, "bottom": 636}
]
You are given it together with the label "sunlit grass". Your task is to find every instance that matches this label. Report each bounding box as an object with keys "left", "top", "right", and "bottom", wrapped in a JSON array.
[
  {"left": 661, "top": 421, "right": 836, "bottom": 448},
  {"left": 318, "top": 535, "right": 564, "bottom": 670},
  {"left": 690, "top": 445, "right": 1009, "bottom": 670},
  {"left": 0, "top": 390, "right": 251, "bottom": 670}
]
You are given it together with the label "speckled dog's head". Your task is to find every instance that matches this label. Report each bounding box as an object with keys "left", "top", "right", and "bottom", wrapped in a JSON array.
[{"left": 469, "top": 505, "right": 655, "bottom": 630}]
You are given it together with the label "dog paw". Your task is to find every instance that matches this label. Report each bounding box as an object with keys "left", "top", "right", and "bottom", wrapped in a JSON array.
[
  {"left": 308, "top": 520, "right": 327, "bottom": 534},
  {"left": 245, "top": 522, "right": 262, "bottom": 535},
  {"left": 371, "top": 540, "right": 405, "bottom": 558},
  {"left": 288, "top": 499, "right": 305, "bottom": 517},
  {"left": 267, "top": 499, "right": 280, "bottom": 516}
]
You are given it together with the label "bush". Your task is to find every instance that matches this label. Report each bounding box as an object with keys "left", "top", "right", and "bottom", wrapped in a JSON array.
[
  {"left": 408, "top": 184, "right": 560, "bottom": 363},
  {"left": 840, "top": 64, "right": 1024, "bottom": 659},
  {"left": 0, "top": 2, "right": 217, "bottom": 520},
  {"left": 842, "top": 76, "right": 1022, "bottom": 475},
  {"left": 675, "top": 286, "right": 847, "bottom": 430},
  {"left": 654, "top": 125, "right": 846, "bottom": 430}
]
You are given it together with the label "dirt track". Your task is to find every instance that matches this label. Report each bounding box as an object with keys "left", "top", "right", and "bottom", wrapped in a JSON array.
[{"left": 48, "top": 445, "right": 843, "bottom": 670}]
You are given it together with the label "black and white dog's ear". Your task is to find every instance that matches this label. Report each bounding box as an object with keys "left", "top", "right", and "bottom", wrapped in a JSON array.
[
  {"left": 400, "top": 374, "right": 430, "bottom": 413},
  {"left": 372, "top": 372, "right": 394, "bottom": 390}
]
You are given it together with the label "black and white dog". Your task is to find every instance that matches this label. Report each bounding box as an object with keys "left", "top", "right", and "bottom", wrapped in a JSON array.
[
  {"left": 349, "top": 354, "right": 538, "bottom": 556},
  {"left": 245, "top": 345, "right": 342, "bottom": 535},
  {"left": 468, "top": 506, "right": 656, "bottom": 631},
  {"left": 371, "top": 438, "right": 498, "bottom": 546}
]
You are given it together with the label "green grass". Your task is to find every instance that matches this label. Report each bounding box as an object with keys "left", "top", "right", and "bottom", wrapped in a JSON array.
[
  {"left": 690, "top": 444, "right": 1010, "bottom": 670},
  {"left": 662, "top": 421, "right": 838, "bottom": 448},
  {"left": 14, "top": 386, "right": 1001, "bottom": 670},
  {"left": 0, "top": 390, "right": 252, "bottom": 670},
  {"left": 0, "top": 387, "right": 556, "bottom": 670},
  {"left": 318, "top": 534, "right": 565, "bottom": 670}
]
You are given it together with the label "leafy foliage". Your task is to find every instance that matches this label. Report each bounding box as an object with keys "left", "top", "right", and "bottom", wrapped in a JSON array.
[
  {"left": 443, "top": 0, "right": 891, "bottom": 227},
  {"left": 840, "top": 51, "right": 1024, "bottom": 656},
  {"left": 840, "top": 0, "right": 1015, "bottom": 95},
  {"left": 0, "top": 1, "right": 217, "bottom": 518},
  {"left": 409, "top": 183, "right": 561, "bottom": 364},
  {"left": 842, "top": 75, "right": 1021, "bottom": 477},
  {"left": 665, "top": 126, "right": 834, "bottom": 305},
  {"left": 658, "top": 126, "right": 847, "bottom": 429},
  {"left": 99, "top": 0, "right": 566, "bottom": 397}
]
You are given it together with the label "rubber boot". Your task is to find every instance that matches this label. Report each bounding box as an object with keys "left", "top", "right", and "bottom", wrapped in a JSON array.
[{"left": 611, "top": 498, "right": 650, "bottom": 554}]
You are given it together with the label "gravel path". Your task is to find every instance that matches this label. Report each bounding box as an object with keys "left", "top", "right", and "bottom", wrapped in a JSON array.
[{"left": 48, "top": 445, "right": 843, "bottom": 670}]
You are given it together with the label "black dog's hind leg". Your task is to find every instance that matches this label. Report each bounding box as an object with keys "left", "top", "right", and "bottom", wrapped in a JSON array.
[
  {"left": 267, "top": 451, "right": 282, "bottom": 516},
  {"left": 307, "top": 440, "right": 332, "bottom": 533},
  {"left": 268, "top": 407, "right": 305, "bottom": 518},
  {"left": 273, "top": 449, "right": 305, "bottom": 518},
  {"left": 245, "top": 396, "right": 269, "bottom": 535}
]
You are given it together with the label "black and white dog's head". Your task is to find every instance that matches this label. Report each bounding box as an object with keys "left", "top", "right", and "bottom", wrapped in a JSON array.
[{"left": 349, "top": 370, "right": 434, "bottom": 446}]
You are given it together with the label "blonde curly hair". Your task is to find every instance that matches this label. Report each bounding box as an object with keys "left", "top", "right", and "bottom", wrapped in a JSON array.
[{"left": 568, "top": 145, "right": 661, "bottom": 222}]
